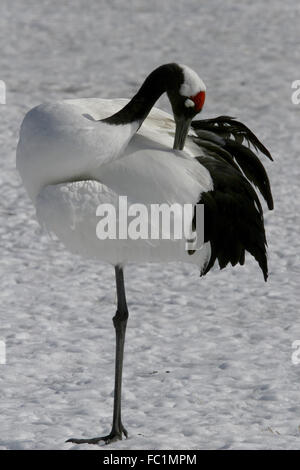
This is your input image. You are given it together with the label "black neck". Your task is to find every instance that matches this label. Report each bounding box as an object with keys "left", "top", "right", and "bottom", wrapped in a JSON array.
[{"left": 101, "top": 63, "right": 182, "bottom": 126}]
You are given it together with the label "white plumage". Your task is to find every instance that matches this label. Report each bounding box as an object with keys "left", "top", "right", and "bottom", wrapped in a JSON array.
[{"left": 17, "top": 98, "right": 212, "bottom": 267}]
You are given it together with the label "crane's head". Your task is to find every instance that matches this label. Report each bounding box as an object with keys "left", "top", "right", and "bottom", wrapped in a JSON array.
[{"left": 166, "top": 64, "right": 206, "bottom": 150}]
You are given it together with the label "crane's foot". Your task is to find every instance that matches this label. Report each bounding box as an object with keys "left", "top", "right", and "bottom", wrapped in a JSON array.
[{"left": 66, "top": 424, "right": 128, "bottom": 445}]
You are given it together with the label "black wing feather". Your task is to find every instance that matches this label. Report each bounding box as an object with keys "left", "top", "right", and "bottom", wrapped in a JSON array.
[
  {"left": 192, "top": 116, "right": 273, "bottom": 160},
  {"left": 196, "top": 156, "right": 269, "bottom": 281},
  {"left": 224, "top": 140, "right": 274, "bottom": 210},
  {"left": 191, "top": 116, "right": 274, "bottom": 210},
  {"left": 189, "top": 116, "right": 273, "bottom": 281}
]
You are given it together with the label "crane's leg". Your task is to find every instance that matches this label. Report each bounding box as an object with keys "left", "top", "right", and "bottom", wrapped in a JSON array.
[{"left": 66, "top": 265, "right": 129, "bottom": 445}]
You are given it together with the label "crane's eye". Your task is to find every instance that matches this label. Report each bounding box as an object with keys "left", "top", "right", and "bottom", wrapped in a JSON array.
[{"left": 184, "top": 98, "right": 195, "bottom": 108}]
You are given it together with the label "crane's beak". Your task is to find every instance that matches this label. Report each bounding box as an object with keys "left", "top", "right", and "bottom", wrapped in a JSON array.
[{"left": 173, "top": 116, "right": 192, "bottom": 150}]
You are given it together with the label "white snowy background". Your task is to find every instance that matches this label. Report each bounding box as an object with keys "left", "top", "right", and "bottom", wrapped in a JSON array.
[{"left": 0, "top": 0, "right": 300, "bottom": 450}]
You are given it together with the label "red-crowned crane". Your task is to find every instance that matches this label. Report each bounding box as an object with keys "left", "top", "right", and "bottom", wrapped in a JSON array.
[{"left": 16, "top": 63, "right": 273, "bottom": 444}]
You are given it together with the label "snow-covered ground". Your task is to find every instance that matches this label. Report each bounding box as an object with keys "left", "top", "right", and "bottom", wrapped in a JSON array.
[{"left": 0, "top": 0, "right": 300, "bottom": 450}]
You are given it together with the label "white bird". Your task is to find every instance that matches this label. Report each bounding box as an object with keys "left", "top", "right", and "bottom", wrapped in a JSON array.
[{"left": 16, "top": 63, "right": 273, "bottom": 444}]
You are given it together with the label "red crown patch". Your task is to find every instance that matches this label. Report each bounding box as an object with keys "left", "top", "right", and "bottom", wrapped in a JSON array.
[{"left": 190, "top": 91, "right": 206, "bottom": 111}]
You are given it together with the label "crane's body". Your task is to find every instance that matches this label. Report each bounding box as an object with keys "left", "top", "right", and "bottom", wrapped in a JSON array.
[{"left": 17, "top": 98, "right": 212, "bottom": 267}]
